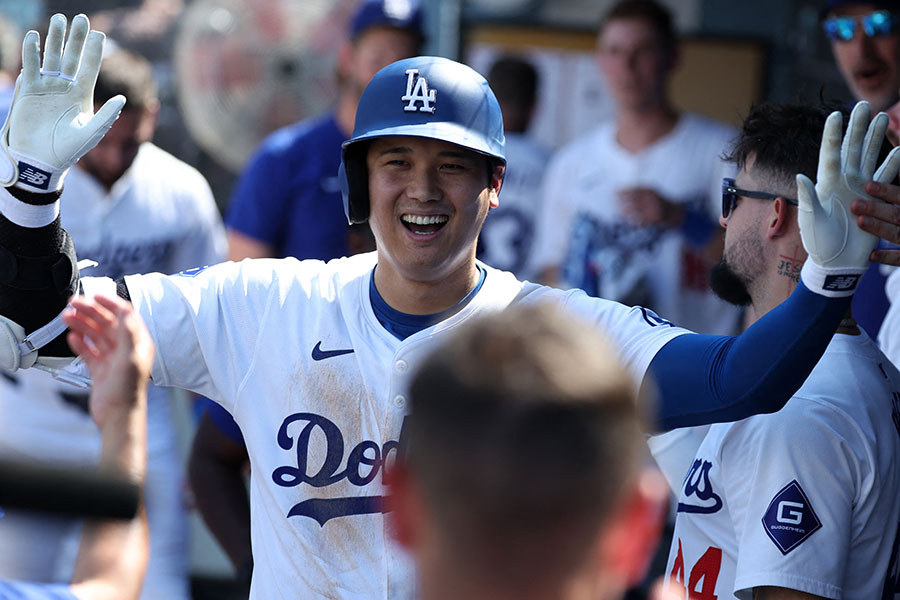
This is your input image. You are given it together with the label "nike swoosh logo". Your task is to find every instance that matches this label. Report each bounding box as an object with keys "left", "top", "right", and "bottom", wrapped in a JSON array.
[{"left": 311, "top": 341, "right": 355, "bottom": 361}]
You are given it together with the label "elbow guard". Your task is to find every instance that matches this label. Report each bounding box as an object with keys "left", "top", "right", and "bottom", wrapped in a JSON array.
[{"left": 0, "top": 209, "right": 83, "bottom": 383}]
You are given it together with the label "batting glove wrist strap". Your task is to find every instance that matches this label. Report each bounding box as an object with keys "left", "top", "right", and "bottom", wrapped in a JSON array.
[
  {"left": 800, "top": 260, "right": 867, "bottom": 298},
  {"left": 1, "top": 150, "right": 66, "bottom": 193},
  {"left": 0, "top": 14, "right": 124, "bottom": 193},
  {"left": 797, "top": 101, "right": 900, "bottom": 297},
  {"left": 0, "top": 310, "right": 90, "bottom": 388}
]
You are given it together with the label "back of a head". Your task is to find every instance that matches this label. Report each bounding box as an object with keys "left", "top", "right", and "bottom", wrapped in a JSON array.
[
  {"left": 405, "top": 303, "right": 645, "bottom": 590},
  {"left": 94, "top": 46, "right": 157, "bottom": 114},
  {"left": 487, "top": 55, "right": 539, "bottom": 133},
  {"left": 725, "top": 101, "right": 851, "bottom": 191}
]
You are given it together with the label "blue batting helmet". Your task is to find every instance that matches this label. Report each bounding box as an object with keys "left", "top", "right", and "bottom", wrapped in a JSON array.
[{"left": 340, "top": 56, "right": 506, "bottom": 224}]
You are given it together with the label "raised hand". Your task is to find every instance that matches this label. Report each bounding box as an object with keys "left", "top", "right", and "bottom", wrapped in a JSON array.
[
  {"left": 62, "top": 294, "right": 153, "bottom": 430},
  {"left": 851, "top": 181, "right": 900, "bottom": 266},
  {"left": 0, "top": 13, "right": 125, "bottom": 192},
  {"left": 796, "top": 101, "right": 900, "bottom": 296}
]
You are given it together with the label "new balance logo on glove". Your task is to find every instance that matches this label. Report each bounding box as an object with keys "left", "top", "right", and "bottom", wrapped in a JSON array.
[
  {"left": 823, "top": 274, "right": 860, "bottom": 292},
  {"left": 17, "top": 163, "right": 51, "bottom": 190}
]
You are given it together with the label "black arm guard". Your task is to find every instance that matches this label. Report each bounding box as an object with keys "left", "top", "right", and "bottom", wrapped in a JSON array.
[{"left": 0, "top": 188, "right": 76, "bottom": 357}]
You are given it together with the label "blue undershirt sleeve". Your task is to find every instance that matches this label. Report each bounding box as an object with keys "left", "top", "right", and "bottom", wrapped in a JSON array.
[
  {"left": 0, "top": 579, "right": 78, "bottom": 599},
  {"left": 648, "top": 281, "right": 849, "bottom": 431}
]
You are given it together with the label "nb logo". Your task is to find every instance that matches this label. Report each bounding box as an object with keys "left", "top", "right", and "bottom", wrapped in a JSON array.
[
  {"left": 18, "top": 162, "right": 51, "bottom": 190},
  {"left": 402, "top": 68, "right": 436, "bottom": 113},
  {"left": 823, "top": 274, "right": 859, "bottom": 291},
  {"left": 776, "top": 500, "right": 804, "bottom": 525}
]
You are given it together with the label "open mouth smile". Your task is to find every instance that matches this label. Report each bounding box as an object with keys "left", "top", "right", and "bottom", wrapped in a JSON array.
[{"left": 401, "top": 214, "right": 449, "bottom": 235}]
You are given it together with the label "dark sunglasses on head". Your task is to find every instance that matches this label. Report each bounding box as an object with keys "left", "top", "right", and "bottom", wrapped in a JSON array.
[
  {"left": 722, "top": 178, "right": 798, "bottom": 219},
  {"left": 823, "top": 10, "right": 898, "bottom": 42}
]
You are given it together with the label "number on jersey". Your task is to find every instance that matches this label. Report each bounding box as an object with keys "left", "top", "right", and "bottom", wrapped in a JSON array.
[{"left": 669, "top": 538, "right": 722, "bottom": 600}]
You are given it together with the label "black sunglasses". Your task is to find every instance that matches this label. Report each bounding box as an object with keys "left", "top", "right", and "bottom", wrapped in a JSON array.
[
  {"left": 722, "top": 177, "right": 798, "bottom": 219},
  {"left": 823, "top": 10, "right": 898, "bottom": 42}
]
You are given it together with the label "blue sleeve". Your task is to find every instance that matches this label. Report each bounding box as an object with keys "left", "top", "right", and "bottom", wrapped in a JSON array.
[
  {"left": 196, "top": 397, "right": 245, "bottom": 445},
  {"left": 225, "top": 134, "right": 292, "bottom": 246},
  {"left": 648, "top": 281, "right": 849, "bottom": 431},
  {"left": 0, "top": 580, "right": 77, "bottom": 600}
]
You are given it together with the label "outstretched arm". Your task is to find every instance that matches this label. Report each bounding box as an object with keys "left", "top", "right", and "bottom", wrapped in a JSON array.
[
  {"left": 64, "top": 295, "right": 153, "bottom": 600},
  {"left": 62, "top": 294, "right": 154, "bottom": 600},
  {"left": 649, "top": 102, "right": 900, "bottom": 431},
  {"left": 0, "top": 13, "right": 124, "bottom": 377}
]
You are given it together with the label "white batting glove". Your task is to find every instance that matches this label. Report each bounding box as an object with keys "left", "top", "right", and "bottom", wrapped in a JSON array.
[
  {"left": 0, "top": 13, "right": 125, "bottom": 193},
  {"left": 797, "top": 101, "right": 900, "bottom": 297}
]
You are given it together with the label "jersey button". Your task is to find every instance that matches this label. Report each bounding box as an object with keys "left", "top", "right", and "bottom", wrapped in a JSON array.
[
  {"left": 394, "top": 360, "right": 408, "bottom": 373},
  {"left": 392, "top": 395, "right": 406, "bottom": 408}
]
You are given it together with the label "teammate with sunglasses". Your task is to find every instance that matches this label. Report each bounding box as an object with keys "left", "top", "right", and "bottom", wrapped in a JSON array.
[
  {"left": 823, "top": 1, "right": 900, "bottom": 114},
  {"left": 820, "top": 1, "right": 900, "bottom": 344}
]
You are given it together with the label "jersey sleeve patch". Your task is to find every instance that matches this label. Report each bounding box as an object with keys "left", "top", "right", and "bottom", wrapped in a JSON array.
[
  {"left": 761, "top": 480, "right": 822, "bottom": 555},
  {"left": 175, "top": 265, "right": 211, "bottom": 277}
]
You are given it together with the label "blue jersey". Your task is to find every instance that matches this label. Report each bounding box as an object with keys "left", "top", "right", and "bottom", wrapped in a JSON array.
[
  {"left": 853, "top": 249, "right": 896, "bottom": 339},
  {"left": 226, "top": 113, "right": 350, "bottom": 261}
]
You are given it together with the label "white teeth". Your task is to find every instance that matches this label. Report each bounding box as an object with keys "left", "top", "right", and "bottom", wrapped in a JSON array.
[{"left": 401, "top": 214, "right": 448, "bottom": 225}]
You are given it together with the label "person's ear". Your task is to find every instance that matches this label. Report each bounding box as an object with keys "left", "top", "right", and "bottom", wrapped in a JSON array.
[
  {"left": 384, "top": 461, "right": 423, "bottom": 550},
  {"left": 598, "top": 468, "right": 669, "bottom": 588},
  {"left": 767, "top": 196, "right": 794, "bottom": 239},
  {"left": 140, "top": 100, "right": 160, "bottom": 142},
  {"left": 489, "top": 163, "right": 504, "bottom": 209}
]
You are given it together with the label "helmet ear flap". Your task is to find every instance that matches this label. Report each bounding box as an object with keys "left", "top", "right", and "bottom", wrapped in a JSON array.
[{"left": 340, "top": 142, "right": 371, "bottom": 225}]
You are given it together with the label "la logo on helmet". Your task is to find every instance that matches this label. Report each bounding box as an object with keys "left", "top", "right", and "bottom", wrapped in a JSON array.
[{"left": 402, "top": 69, "right": 436, "bottom": 113}]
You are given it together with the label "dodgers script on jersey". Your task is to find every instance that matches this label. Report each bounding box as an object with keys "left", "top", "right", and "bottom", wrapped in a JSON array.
[
  {"left": 96, "top": 252, "right": 688, "bottom": 599},
  {"left": 661, "top": 332, "right": 900, "bottom": 599}
]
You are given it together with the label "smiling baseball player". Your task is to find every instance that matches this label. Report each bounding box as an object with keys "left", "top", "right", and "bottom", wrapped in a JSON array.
[{"left": 1, "top": 14, "right": 899, "bottom": 600}]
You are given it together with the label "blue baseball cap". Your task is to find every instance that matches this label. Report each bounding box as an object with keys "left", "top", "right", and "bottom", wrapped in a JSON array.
[{"left": 350, "top": 0, "right": 424, "bottom": 41}]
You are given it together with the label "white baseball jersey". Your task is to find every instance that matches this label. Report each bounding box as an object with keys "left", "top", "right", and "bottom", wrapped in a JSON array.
[
  {"left": 477, "top": 132, "right": 550, "bottom": 280},
  {"left": 879, "top": 266, "right": 900, "bottom": 366},
  {"left": 532, "top": 113, "right": 741, "bottom": 335},
  {"left": 104, "top": 252, "right": 688, "bottom": 599},
  {"left": 660, "top": 331, "right": 900, "bottom": 599},
  {"left": 0, "top": 142, "right": 226, "bottom": 599}
]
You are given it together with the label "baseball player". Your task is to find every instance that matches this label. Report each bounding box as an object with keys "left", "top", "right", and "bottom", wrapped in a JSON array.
[
  {"left": 532, "top": 0, "right": 741, "bottom": 336},
  {"left": 389, "top": 302, "right": 669, "bottom": 600},
  {"left": 0, "top": 14, "right": 899, "bottom": 599},
  {"left": 656, "top": 102, "right": 900, "bottom": 599}
]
